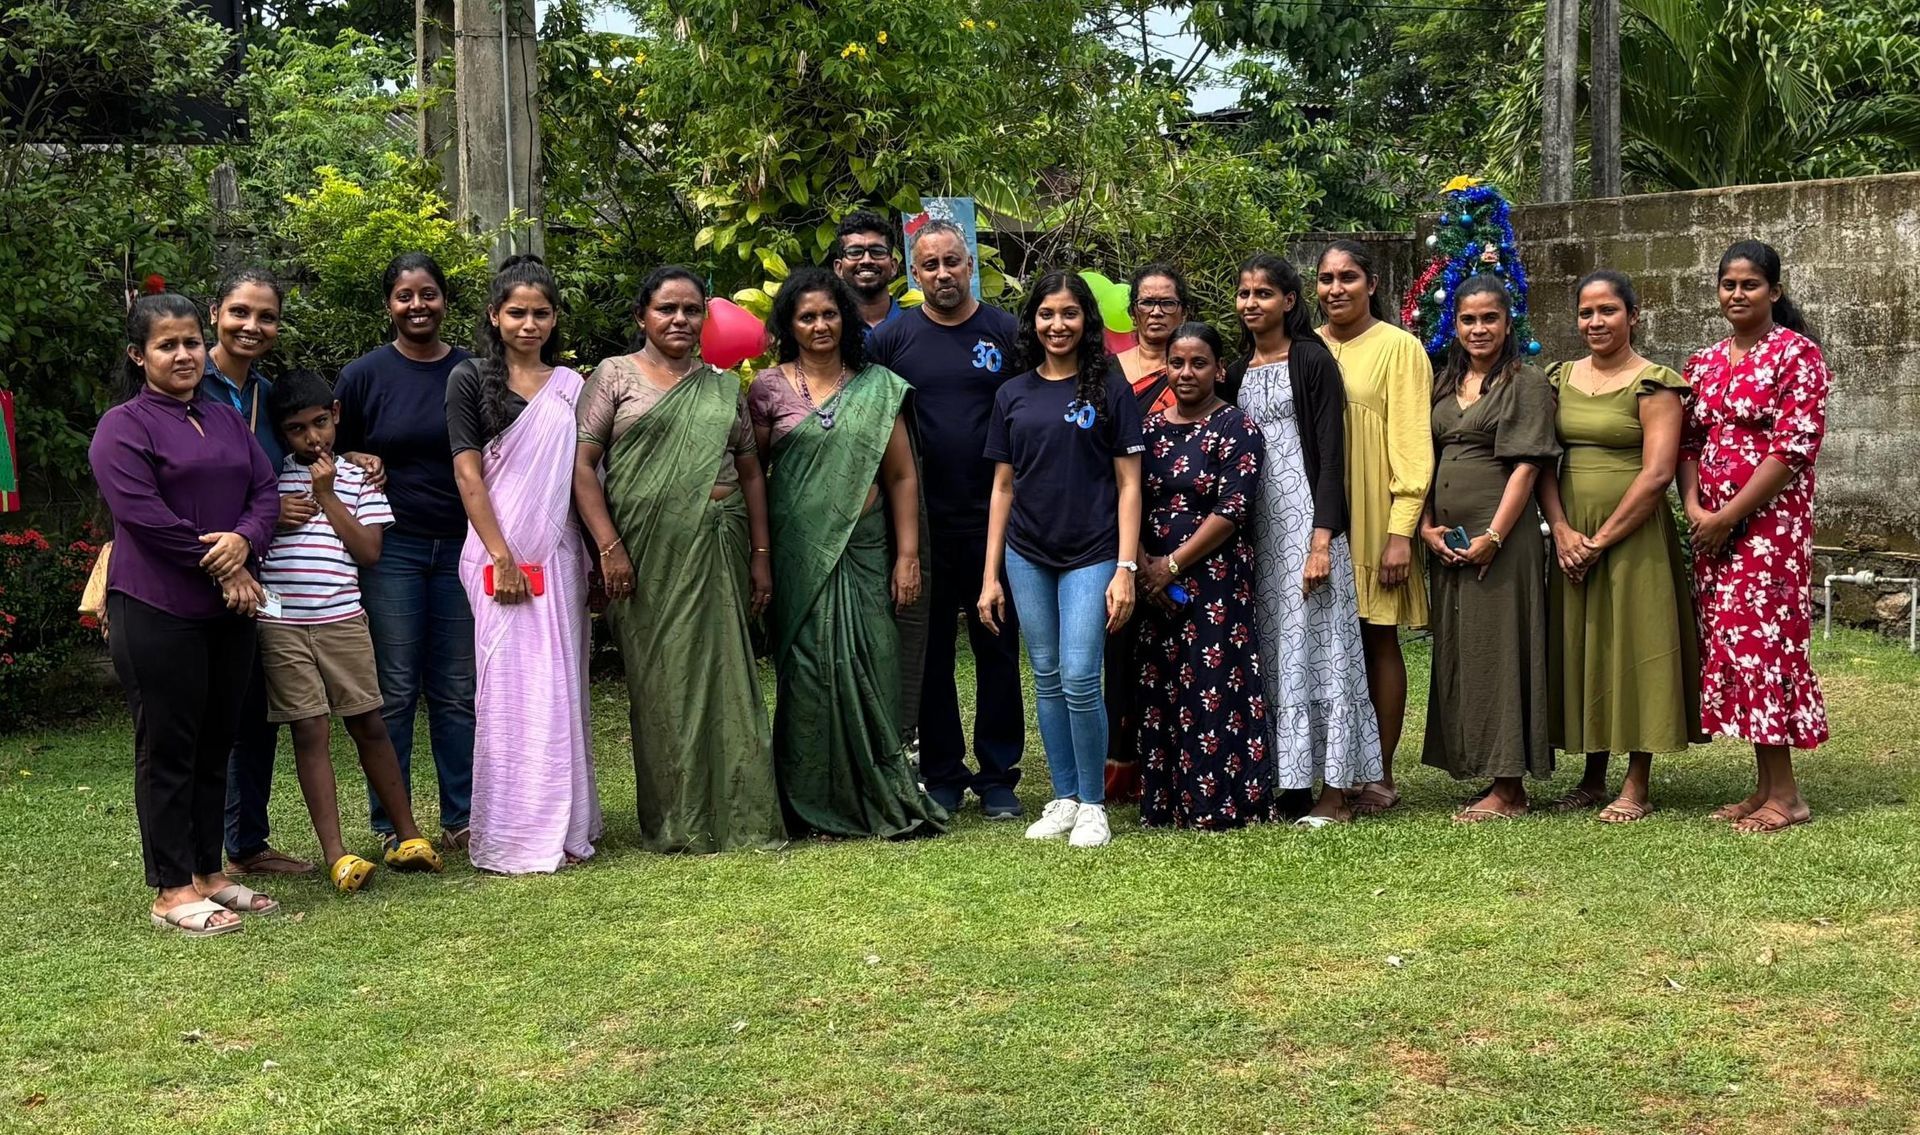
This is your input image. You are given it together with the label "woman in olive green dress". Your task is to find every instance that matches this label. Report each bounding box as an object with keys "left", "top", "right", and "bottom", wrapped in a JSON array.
[
  {"left": 1417, "top": 276, "right": 1560, "bottom": 821},
  {"left": 1537, "top": 270, "right": 1703, "bottom": 823}
]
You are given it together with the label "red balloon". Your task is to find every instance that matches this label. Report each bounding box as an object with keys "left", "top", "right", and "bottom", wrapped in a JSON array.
[
  {"left": 1104, "top": 328, "right": 1138, "bottom": 355},
  {"left": 702, "top": 297, "right": 769, "bottom": 369}
]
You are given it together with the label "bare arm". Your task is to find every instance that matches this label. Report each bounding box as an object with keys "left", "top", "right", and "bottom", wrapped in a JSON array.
[
  {"left": 1106, "top": 453, "right": 1142, "bottom": 632},
  {"left": 977, "top": 463, "right": 1015, "bottom": 634},
  {"left": 737, "top": 450, "right": 773, "bottom": 617},
  {"left": 308, "top": 453, "right": 383, "bottom": 567},
  {"left": 573, "top": 440, "right": 633, "bottom": 599},
  {"left": 453, "top": 449, "right": 527, "bottom": 603},
  {"left": 880, "top": 416, "right": 922, "bottom": 611}
]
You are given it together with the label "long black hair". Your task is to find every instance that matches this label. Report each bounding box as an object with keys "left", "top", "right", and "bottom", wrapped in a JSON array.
[
  {"left": 628, "top": 264, "right": 706, "bottom": 353},
  {"left": 478, "top": 254, "right": 561, "bottom": 438},
  {"left": 1316, "top": 239, "right": 1393, "bottom": 323},
  {"left": 381, "top": 252, "right": 450, "bottom": 334},
  {"left": 1433, "top": 274, "right": 1523, "bottom": 401},
  {"left": 1019, "top": 270, "right": 1111, "bottom": 422},
  {"left": 119, "top": 292, "right": 206, "bottom": 402},
  {"left": 768, "top": 266, "right": 866, "bottom": 372},
  {"left": 1718, "top": 239, "right": 1816, "bottom": 342},
  {"left": 1236, "top": 252, "right": 1325, "bottom": 359}
]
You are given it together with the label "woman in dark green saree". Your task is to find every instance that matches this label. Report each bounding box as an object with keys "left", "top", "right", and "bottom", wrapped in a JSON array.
[
  {"left": 572, "top": 266, "right": 787, "bottom": 853},
  {"left": 748, "top": 269, "right": 947, "bottom": 838}
]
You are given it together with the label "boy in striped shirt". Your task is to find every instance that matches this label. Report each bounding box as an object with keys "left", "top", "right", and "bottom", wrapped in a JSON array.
[{"left": 260, "top": 372, "right": 443, "bottom": 890}]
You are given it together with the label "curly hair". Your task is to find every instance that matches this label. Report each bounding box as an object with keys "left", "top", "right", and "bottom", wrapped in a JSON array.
[
  {"left": 767, "top": 267, "right": 866, "bottom": 372},
  {"left": 1018, "top": 270, "right": 1110, "bottom": 423},
  {"left": 479, "top": 254, "right": 561, "bottom": 438}
]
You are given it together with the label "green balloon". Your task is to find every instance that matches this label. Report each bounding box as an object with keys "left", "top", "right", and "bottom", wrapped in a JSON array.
[{"left": 1079, "top": 270, "right": 1135, "bottom": 333}]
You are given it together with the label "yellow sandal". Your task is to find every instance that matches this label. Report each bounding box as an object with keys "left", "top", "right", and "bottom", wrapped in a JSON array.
[
  {"left": 329, "top": 854, "right": 376, "bottom": 893},
  {"left": 384, "top": 837, "right": 444, "bottom": 874}
]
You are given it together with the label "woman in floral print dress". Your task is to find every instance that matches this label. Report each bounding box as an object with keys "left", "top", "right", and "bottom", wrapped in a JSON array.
[
  {"left": 1134, "top": 323, "right": 1271, "bottom": 829},
  {"left": 1679, "top": 240, "right": 1831, "bottom": 834}
]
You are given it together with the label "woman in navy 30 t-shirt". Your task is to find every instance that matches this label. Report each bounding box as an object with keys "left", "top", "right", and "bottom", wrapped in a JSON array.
[{"left": 979, "top": 271, "right": 1144, "bottom": 849}]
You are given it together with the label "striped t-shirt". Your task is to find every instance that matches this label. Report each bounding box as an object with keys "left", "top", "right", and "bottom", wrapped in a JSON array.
[{"left": 259, "top": 457, "right": 393, "bottom": 625}]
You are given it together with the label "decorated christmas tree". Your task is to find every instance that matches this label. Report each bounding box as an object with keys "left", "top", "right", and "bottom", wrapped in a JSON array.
[{"left": 1402, "top": 177, "right": 1541, "bottom": 359}]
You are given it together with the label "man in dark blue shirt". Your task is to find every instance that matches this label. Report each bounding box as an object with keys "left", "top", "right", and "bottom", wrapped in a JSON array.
[
  {"left": 867, "top": 220, "right": 1025, "bottom": 819},
  {"left": 832, "top": 210, "right": 905, "bottom": 334}
]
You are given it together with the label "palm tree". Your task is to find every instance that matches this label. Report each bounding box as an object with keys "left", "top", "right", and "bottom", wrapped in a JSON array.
[{"left": 1619, "top": 0, "right": 1920, "bottom": 190}]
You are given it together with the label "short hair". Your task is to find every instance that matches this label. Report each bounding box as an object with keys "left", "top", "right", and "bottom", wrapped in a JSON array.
[
  {"left": 833, "top": 210, "right": 893, "bottom": 260},
  {"left": 267, "top": 368, "right": 336, "bottom": 427},
  {"left": 909, "top": 218, "right": 968, "bottom": 262}
]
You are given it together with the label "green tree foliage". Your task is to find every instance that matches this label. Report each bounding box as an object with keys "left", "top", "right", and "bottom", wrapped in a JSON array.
[
  {"left": 538, "top": 0, "right": 699, "bottom": 363},
  {"left": 626, "top": 0, "right": 1097, "bottom": 293},
  {"left": 1025, "top": 81, "right": 1312, "bottom": 321},
  {"left": 1616, "top": 0, "right": 1920, "bottom": 189},
  {"left": 0, "top": 1, "right": 233, "bottom": 497}
]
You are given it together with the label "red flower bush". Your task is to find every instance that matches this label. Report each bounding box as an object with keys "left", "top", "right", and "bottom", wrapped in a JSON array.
[{"left": 0, "top": 524, "right": 102, "bottom": 725}]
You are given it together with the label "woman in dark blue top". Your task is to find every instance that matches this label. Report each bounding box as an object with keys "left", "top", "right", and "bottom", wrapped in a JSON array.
[
  {"left": 980, "top": 271, "right": 1144, "bottom": 849},
  {"left": 333, "top": 253, "right": 477, "bottom": 852}
]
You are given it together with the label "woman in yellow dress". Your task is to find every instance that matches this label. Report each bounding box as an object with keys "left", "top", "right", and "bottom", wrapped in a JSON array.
[{"left": 1314, "top": 240, "right": 1433, "bottom": 815}]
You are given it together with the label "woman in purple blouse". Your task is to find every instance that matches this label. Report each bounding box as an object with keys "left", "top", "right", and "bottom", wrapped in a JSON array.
[{"left": 90, "top": 293, "right": 280, "bottom": 936}]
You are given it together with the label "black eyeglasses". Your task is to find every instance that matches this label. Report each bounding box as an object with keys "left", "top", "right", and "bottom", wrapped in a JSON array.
[
  {"left": 1134, "top": 298, "right": 1184, "bottom": 312},
  {"left": 840, "top": 246, "right": 893, "bottom": 262}
]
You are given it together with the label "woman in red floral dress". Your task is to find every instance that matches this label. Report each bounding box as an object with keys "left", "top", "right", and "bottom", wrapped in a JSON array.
[{"left": 1679, "top": 240, "right": 1830, "bottom": 834}]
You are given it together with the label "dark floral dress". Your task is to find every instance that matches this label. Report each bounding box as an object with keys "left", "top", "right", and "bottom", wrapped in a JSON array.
[{"left": 1137, "top": 404, "right": 1272, "bottom": 829}]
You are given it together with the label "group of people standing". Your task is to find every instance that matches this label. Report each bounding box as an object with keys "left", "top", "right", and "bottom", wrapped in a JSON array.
[{"left": 94, "top": 208, "right": 1832, "bottom": 933}]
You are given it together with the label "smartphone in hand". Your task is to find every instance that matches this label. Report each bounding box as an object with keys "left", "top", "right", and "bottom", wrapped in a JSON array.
[
  {"left": 483, "top": 563, "right": 546, "bottom": 597},
  {"left": 1443, "top": 526, "right": 1472, "bottom": 553}
]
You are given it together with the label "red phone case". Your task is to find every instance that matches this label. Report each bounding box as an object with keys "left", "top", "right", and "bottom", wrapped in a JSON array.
[{"left": 484, "top": 563, "right": 545, "bottom": 597}]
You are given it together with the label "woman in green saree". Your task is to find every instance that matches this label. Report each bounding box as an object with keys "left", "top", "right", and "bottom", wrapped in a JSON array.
[
  {"left": 748, "top": 269, "right": 947, "bottom": 838},
  {"left": 572, "top": 266, "right": 787, "bottom": 853}
]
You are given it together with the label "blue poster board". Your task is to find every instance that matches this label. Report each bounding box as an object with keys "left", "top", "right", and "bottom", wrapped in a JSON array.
[{"left": 902, "top": 196, "right": 982, "bottom": 301}]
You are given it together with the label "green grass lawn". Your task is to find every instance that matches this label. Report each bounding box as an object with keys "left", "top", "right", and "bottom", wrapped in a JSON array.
[{"left": 3, "top": 630, "right": 1918, "bottom": 1134}]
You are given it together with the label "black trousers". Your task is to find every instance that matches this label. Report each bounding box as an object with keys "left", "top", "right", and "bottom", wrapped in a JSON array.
[
  {"left": 108, "top": 593, "right": 257, "bottom": 889},
  {"left": 917, "top": 530, "right": 1026, "bottom": 793}
]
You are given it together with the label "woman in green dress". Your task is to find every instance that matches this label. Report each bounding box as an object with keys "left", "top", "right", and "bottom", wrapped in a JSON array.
[
  {"left": 572, "top": 266, "right": 786, "bottom": 853},
  {"left": 748, "top": 269, "right": 947, "bottom": 838},
  {"left": 1417, "top": 276, "right": 1561, "bottom": 821},
  {"left": 1537, "top": 270, "right": 1703, "bottom": 823}
]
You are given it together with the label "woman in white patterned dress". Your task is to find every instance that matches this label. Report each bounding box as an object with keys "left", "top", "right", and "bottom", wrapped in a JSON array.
[{"left": 1223, "top": 254, "right": 1381, "bottom": 826}]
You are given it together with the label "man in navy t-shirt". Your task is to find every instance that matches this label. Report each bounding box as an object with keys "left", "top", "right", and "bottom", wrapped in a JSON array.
[{"left": 867, "top": 220, "right": 1026, "bottom": 819}]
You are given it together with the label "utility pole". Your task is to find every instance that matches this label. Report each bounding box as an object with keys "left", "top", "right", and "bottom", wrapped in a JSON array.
[
  {"left": 416, "top": 0, "right": 543, "bottom": 259},
  {"left": 1590, "top": 0, "right": 1622, "bottom": 197},
  {"left": 1540, "top": 0, "right": 1580, "bottom": 202}
]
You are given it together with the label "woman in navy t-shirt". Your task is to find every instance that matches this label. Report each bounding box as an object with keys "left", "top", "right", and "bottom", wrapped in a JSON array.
[{"left": 979, "top": 271, "right": 1144, "bottom": 849}]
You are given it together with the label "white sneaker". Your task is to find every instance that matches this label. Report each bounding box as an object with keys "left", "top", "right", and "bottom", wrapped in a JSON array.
[
  {"left": 1068, "top": 803, "right": 1111, "bottom": 848},
  {"left": 1025, "top": 798, "right": 1080, "bottom": 839}
]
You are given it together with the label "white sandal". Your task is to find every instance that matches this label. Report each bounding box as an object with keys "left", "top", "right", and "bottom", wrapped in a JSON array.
[
  {"left": 150, "top": 899, "right": 243, "bottom": 938},
  {"left": 204, "top": 883, "right": 280, "bottom": 916}
]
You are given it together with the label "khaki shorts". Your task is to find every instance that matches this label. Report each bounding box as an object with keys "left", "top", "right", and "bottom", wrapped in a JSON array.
[{"left": 257, "top": 614, "right": 386, "bottom": 723}]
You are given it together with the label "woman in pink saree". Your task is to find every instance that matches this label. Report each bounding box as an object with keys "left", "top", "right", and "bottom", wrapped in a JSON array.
[{"left": 447, "top": 255, "right": 601, "bottom": 873}]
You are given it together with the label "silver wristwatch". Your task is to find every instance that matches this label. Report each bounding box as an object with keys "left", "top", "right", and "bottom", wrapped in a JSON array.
[{"left": 1117, "top": 560, "right": 1139, "bottom": 572}]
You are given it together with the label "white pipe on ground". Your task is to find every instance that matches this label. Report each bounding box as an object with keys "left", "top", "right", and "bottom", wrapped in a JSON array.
[{"left": 1822, "top": 569, "right": 1919, "bottom": 651}]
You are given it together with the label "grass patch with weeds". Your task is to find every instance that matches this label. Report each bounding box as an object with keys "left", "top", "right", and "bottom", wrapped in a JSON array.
[{"left": 2, "top": 630, "right": 1917, "bottom": 1134}]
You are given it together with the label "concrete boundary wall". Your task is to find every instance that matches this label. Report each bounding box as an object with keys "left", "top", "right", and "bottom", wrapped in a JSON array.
[{"left": 1297, "top": 172, "right": 1920, "bottom": 551}]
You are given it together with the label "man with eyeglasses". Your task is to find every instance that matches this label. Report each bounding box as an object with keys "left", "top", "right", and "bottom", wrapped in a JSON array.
[
  {"left": 867, "top": 219, "right": 1026, "bottom": 820},
  {"left": 831, "top": 211, "right": 905, "bottom": 333}
]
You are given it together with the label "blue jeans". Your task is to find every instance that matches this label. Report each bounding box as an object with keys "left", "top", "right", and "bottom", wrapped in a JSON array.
[
  {"left": 360, "top": 530, "right": 476, "bottom": 834},
  {"left": 1002, "top": 548, "right": 1113, "bottom": 806},
  {"left": 222, "top": 644, "right": 282, "bottom": 861}
]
